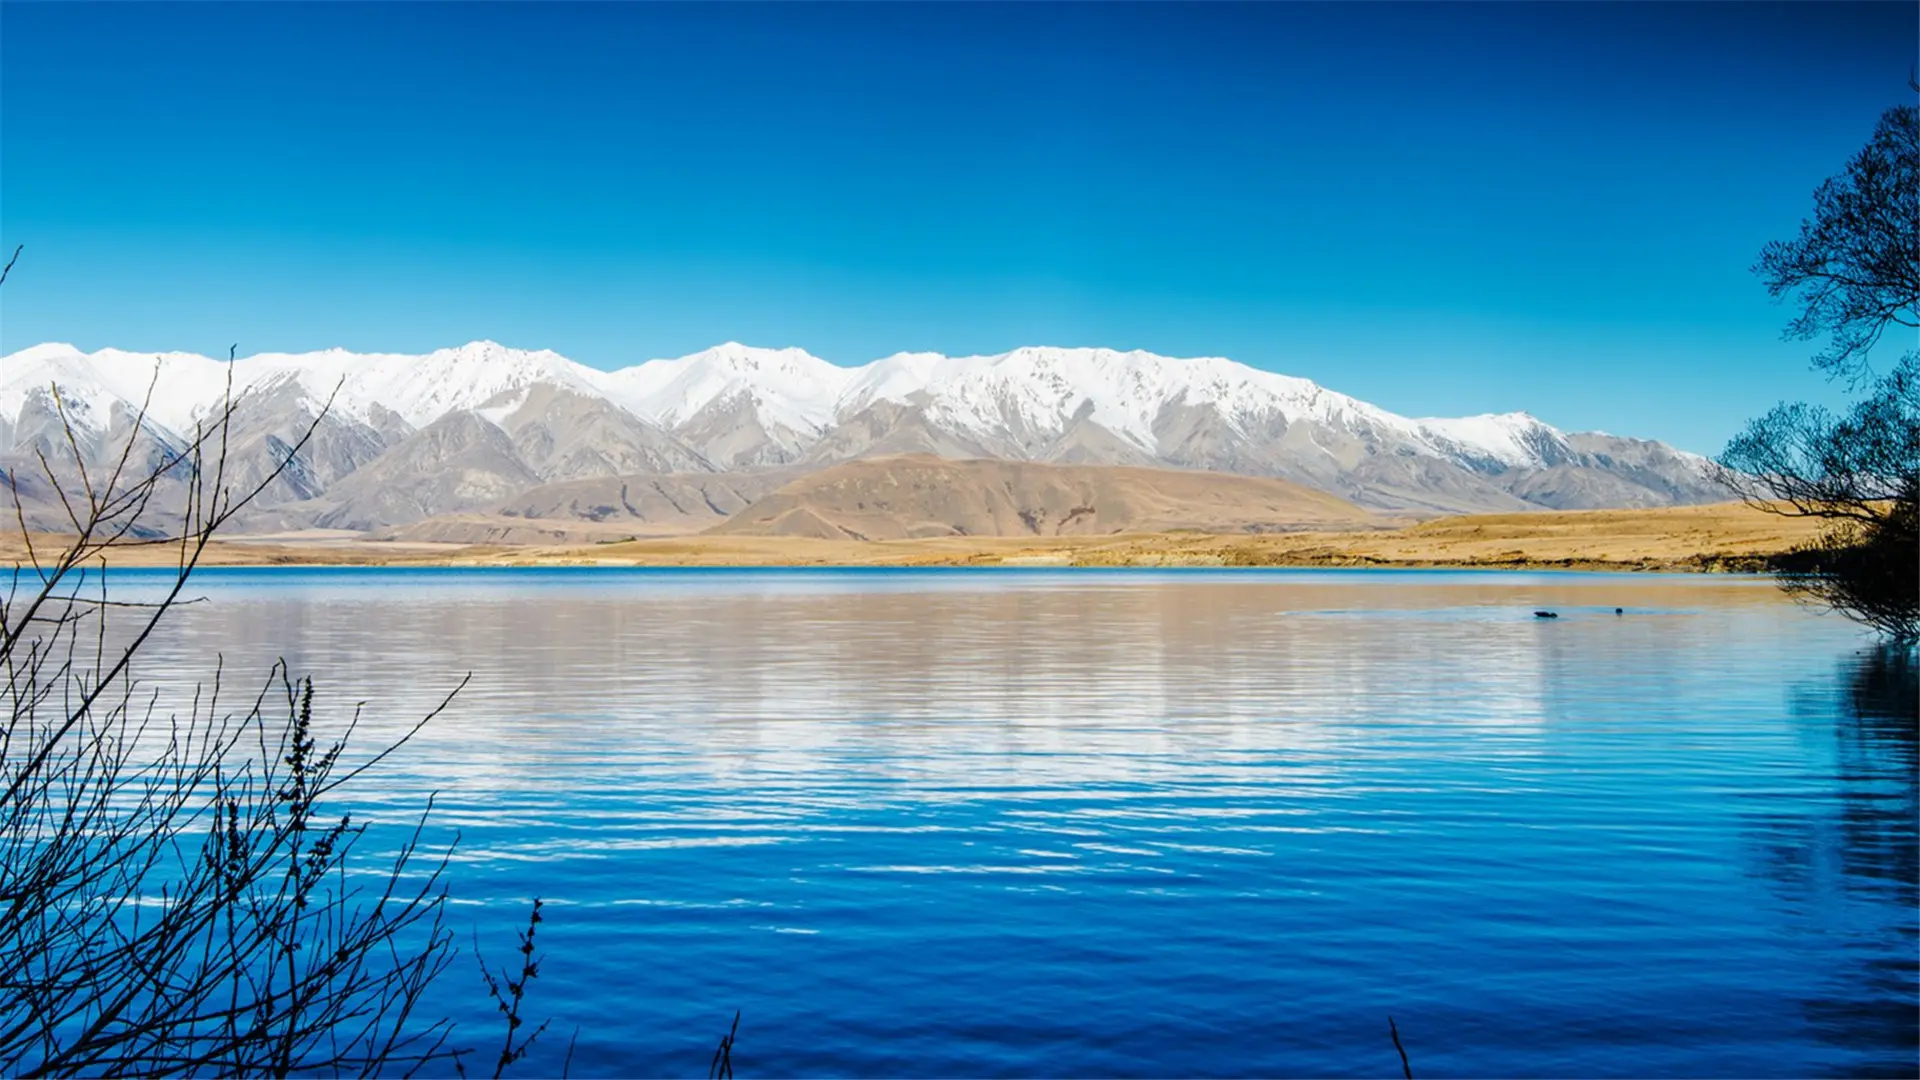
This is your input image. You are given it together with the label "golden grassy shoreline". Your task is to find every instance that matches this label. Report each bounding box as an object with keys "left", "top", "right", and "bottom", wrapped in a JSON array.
[{"left": 2, "top": 501, "right": 1825, "bottom": 574}]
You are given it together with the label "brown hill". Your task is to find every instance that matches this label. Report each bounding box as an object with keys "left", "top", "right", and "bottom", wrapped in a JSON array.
[
  {"left": 706, "top": 455, "right": 1387, "bottom": 541},
  {"left": 489, "top": 468, "right": 796, "bottom": 530},
  {"left": 378, "top": 468, "right": 802, "bottom": 543}
]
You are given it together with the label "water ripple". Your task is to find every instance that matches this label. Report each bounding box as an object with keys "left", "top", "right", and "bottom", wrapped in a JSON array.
[{"left": 99, "top": 567, "right": 1917, "bottom": 1077}]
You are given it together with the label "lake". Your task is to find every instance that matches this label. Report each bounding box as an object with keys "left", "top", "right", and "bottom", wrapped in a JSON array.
[{"left": 113, "top": 568, "right": 1916, "bottom": 1077}]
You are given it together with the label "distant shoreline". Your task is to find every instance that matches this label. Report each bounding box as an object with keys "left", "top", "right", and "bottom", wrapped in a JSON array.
[
  {"left": 6, "top": 502, "right": 1821, "bottom": 575},
  {"left": 84, "top": 560, "right": 1777, "bottom": 575}
]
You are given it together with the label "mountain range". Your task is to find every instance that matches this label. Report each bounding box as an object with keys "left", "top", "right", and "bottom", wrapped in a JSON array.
[{"left": 0, "top": 340, "right": 1729, "bottom": 538}]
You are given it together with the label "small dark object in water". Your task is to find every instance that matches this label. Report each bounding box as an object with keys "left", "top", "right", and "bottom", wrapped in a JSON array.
[
  {"left": 1615, "top": 607, "right": 1624, "bottom": 615},
  {"left": 1534, "top": 610, "right": 1558, "bottom": 619}
]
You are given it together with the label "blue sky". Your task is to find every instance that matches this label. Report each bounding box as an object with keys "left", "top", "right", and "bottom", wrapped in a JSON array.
[{"left": 1, "top": 2, "right": 1911, "bottom": 453}]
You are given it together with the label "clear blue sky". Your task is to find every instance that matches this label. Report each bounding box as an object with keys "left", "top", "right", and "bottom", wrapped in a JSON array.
[{"left": 2, "top": 2, "right": 1912, "bottom": 452}]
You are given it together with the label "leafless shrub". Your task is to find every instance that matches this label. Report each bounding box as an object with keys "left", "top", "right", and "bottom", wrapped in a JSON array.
[
  {"left": 471, "top": 898, "right": 552, "bottom": 1079},
  {"left": 708, "top": 1010, "right": 739, "bottom": 1080},
  {"left": 0, "top": 252, "right": 549, "bottom": 1073}
]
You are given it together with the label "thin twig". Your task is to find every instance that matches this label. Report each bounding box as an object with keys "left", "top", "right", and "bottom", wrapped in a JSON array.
[
  {"left": 1389, "top": 1016, "right": 1413, "bottom": 1080},
  {"left": 709, "top": 1010, "right": 739, "bottom": 1080}
]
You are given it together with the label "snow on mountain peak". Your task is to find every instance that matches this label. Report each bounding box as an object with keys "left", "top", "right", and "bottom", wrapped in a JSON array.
[
  {"left": 856, "top": 345, "right": 1405, "bottom": 453},
  {"left": 1415, "top": 411, "right": 1566, "bottom": 469},
  {"left": 7, "top": 342, "right": 84, "bottom": 364},
  {"left": 837, "top": 351, "right": 967, "bottom": 414},
  {"left": 1, "top": 339, "right": 1632, "bottom": 477},
  {"left": 0, "top": 340, "right": 612, "bottom": 436},
  {"left": 1, "top": 344, "right": 233, "bottom": 435},
  {"left": 600, "top": 343, "right": 852, "bottom": 433}
]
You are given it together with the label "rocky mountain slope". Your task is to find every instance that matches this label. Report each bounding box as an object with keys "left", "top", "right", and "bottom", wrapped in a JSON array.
[
  {"left": 381, "top": 469, "right": 803, "bottom": 544},
  {"left": 2, "top": 340, "right": 1730, "bottom": 534},
  {"left": 709, "top": 455, "right": 1388, "bottom": 541}
]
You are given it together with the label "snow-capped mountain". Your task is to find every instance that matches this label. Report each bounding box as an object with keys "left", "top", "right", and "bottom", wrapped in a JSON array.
[
  {"left": 0, "top": 340, "right": 606, "bottom": 434},
  {"left": 1, "top": 339, "right": 1728, "bottom": 531}
]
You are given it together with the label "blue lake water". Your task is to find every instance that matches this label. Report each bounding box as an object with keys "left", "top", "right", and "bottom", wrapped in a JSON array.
[{"left": 117, "top": 568, "right": 1916, "bottom": 1077}]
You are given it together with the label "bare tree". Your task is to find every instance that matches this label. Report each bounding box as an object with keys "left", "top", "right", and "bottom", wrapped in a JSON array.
[
  {"left": 0, "top": 250, "right": 546, "bottom": 1074},
  {"left": 1752, "top": 97, "right": 1919, "bottom": 384},
  {"left": 1718, "top": 95, "right": 1920, "bottom": 642}
]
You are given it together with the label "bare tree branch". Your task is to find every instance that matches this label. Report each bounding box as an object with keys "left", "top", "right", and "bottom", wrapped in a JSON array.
[
  {"left": 1721, "top": 99, "right": 1920, "bottom": 641},
  {"left": 0, "top": 263, "right": 570, "bottom": 1074}
]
